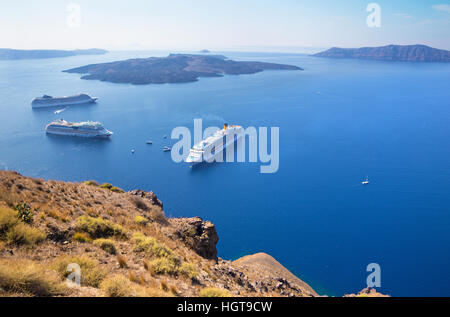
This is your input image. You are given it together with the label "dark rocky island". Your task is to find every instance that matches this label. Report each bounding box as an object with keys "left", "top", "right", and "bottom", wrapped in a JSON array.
[
  {"left": 63, "top": 54, "right": 302, "bottom": 85},
  {"left": 313, "top": 44, "right": 450, "bottom": 62},
  {"left": 0, "top": 48, "right": 108, "bottom": 60}
]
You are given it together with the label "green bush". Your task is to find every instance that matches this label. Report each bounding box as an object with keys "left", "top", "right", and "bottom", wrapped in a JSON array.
[
  {"left": 94, "top": 238, "right": 117, "bottom": 255},
  {"left": 149, "top": 258, "right": 179, "bottom": 276},
  {"left": 73, "top": 232, "right": 92, "bottom": 243},
  {"left": 76, "top": 215, "right": 127, "bottom": 239},
  {"left": 110, "top": 187, "right": 125, "bottom": 193},
  {"left": 14, "top": 202, "right": 34, "bottom": 224},
  {"left": 84, "top": 180, "right": 99, "bottom": 186},
  {"left": 132, "top": 233, "right": 175, "bottom": 259},
  {"left": 134, "top": 216, "right": 149, "bottom": 226},
  {"left": 99, "top": 183, "right": 113, "bottom": 190},
  {"left": 179, "top": 262, "right": 199, "bottom": 279},
  {"left": 199, "top": 287, "right": 231, "bottom": 297},
  {"left": 99, "top": 183, "right": 125, "bottom": 193}
]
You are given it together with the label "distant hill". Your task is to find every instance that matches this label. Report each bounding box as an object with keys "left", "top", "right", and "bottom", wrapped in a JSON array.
[
  {"left": 64, "top": 54, "right": 303, "bottom": 85},
  {"left": 313, "top": 44, "right": 450, "bottom": 62},
  {"left": 0, "top": 48, "right": 108, "bottom": 60}
]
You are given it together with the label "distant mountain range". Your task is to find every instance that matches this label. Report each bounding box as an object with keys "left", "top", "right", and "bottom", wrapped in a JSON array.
[
  {"left": 64, "top": 54, "right": 302, "bottom": 85},
  {"left": 313, "top": 44, "right": 450, "bottom": 62},
  {"left": 0, "top": 48, "right": 108, "bottom": 60}
]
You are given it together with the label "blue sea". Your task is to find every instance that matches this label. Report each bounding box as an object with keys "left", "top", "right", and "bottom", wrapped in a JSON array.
[{"left": 1, "top": 50, "right": 449, "bottom": 296}]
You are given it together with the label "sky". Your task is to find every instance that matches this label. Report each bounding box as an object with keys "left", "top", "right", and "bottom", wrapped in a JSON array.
[{"left": 1, "top": 0, "right": 449, "bottom": 51}]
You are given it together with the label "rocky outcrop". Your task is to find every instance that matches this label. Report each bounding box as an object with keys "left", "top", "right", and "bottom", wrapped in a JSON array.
[
  {"left": 128, "top": 189, "right": 163, "bottom": 208},
  {"left": 171, "top": 217, "right": 219, "bottom": 261},
  {"left": 344, "top": 288, "right": 389, "bottom": 297},
  {"left": 233, "top": 253, "right": 318, "bottom": 297}
]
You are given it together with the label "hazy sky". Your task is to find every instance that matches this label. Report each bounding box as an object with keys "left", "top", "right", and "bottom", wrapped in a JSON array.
[{"left": 1, "top": 0, "right": 449, "bottom": 51}]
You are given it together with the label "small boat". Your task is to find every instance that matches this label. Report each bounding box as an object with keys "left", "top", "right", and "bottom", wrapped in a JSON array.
[
  {"left": 54, "top": 107, "right": 67, "bottom": 114},
  {"left": 146, "top": 141, "right": 153, "bottom": 145},
  {"left": 131, "top": 149, "right": 135, "bottom": 154},
  {"left": 163, "top": 135, "right": 168, "bottom": 139},
  {"left": 163, "top": 146, "right": 171, "bottom": 152},
  {"left": 362, "top": 176, "right": 370, "bottom": 185}
]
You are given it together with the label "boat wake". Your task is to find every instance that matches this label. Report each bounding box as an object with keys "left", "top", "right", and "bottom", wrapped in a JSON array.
[{"left": 54, "top": 107, "right": 67, "bottom": 114}]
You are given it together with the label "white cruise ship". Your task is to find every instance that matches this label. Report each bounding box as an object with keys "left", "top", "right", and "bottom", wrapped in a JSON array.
[
  {"left": 31, "top": 93, "right": 97, "bottom": 108},
  {"left": 45, "top": 120, "right": 113, "bottom": 138},
  {"left": 186, "top": 124, "right": 243, "bottom": 166}
]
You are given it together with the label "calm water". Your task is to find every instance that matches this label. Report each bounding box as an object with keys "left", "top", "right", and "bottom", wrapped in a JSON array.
[{"left": 1, "top": 51, "right": 449, "bottom": 296}]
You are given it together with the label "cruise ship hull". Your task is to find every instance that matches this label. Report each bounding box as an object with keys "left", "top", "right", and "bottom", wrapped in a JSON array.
[
  {"left": 45, "top": 130, "right": 112, "bottom": 138},
  {"left": 186, "top": 126, "right": 243, "bottom": 166}
]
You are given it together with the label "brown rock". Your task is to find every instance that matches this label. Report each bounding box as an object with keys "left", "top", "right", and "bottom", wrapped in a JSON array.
[
  {"left": 128, "top": 189, "right": 163, "bottom": 208},
  {"left": 171, "top": 217, "right": 219, "bottom": 261}
]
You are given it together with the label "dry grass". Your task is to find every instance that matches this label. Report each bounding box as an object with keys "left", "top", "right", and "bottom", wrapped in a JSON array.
[
  {"left": 0, "top": 207, "right": 18, "bottom": 235},
  {"left": 199, "top": 287, "right": 231, "bottom": 297},
  {"left": 0, "top": 259, "right": 66, "bottom": 297},
  {"left": 5, "top": 223, "right": 45, "bottom": 246},
  {"left": 134, "top": 216, "right": 149, "bottom": 226},
  {"left": 73, "top": 232, "right": 92, "bottom": 243},
  {"left": 100, "top": 274, "right": 170, "bottom": 297},
  {"left": 117, "top": 255, "right": 128, "bottom": 268},
  {"left": 53, "top": 255, "right": 107, "bottom": 288},
  {"left": 179, "top": 262, "right": 199, "bottom": 279},
  {"left": 75, "top": 215, "right": 127, "bottom": 239},
  {"left": 132, "top": 232, "right": 175, "bottom": 259},
  {"left": 100, "top": 274, "right": 135, "bottom": 297},
  {"left": 149, "top": 258, "right": 179, "bottom": 276},
  {"left": 94, "top": 238, "right": 117, "bottom": 255}
]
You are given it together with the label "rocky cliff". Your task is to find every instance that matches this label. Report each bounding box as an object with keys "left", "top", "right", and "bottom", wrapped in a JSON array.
[{"left": 0, "top": 170, "right": 316, "bottom": 297}]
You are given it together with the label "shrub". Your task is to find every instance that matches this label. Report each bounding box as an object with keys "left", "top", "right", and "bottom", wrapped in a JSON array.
[
  {"left": 99, "top": 183, "right": 113, "bottom": 190},
  {"left": 76, "top": 215, "right": 127, "bottom": 239},
  {"left": 73, "top": 232, "right": 92, "bottom": 243},
  {"left": 160, "top": 280, "right": 169, "bottom": 292},
  {"left": 0, "top": 259, "right": 66, "bottom": 297},
  {"left": 14, "top": 202, "right": 34, "bottom": 224},
  {"left": 110, "top": 187, "right": 125, "bottom": 193},
  {"left": 149, "top": 258, "right": 179, "bottom": 276},
  {"left": 100, "top": 275, "right": 135, "bottom": 297},
  {"left": 169, "top": 285, "right": 178, "bottom": 296},
  {"left": 130, "top": 196, "right": 149, "bottom": 211},
  {"left": 94, "top": 238, "right": 117, "bottom": 255},
  {"left": 132, "top": 233, "right": 175, "bottom": 259},
  {"left": 179, "top": 262, "right": 199, "bottom": 279},
  {"left": 134, "top": 216, "right": 148, "bottom": 226},
  {"left": 53, "top": 256, "right": 107, "bottom": 288},
  {"left": 0, "top": 207, "right": 18, "bottom": 236},
  {"left": 117, "top": 255, "right": 128, "bottom": 268},
  {"left": 6, "top": 223, "right": 45, "bottom": 246},
  {"left": 199, "top": 287, "right": 231, "bottom": 297},
  {"left": 84, "top": 180, "right": 99, "bottom": 186}
]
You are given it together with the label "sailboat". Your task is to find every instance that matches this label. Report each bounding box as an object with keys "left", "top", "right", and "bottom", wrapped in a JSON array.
[{"left": 362, "top": 176, "right": 370, "bottom": 185}]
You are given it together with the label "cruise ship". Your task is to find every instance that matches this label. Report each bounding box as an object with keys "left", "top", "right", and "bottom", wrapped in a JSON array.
[
  {"left": 186, "top": 124, "right": 243, "bottom": 166},
  {"left": 31, "top": 93, "right": 97, "bottom": 108},
  {"left": 45, "top": 120, "right": 113, "bottom": 138}
]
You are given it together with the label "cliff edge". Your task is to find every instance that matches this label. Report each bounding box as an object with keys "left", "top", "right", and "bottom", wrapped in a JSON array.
[{"left": 0, "top": 170, "right": 315, "bottom": 297}]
